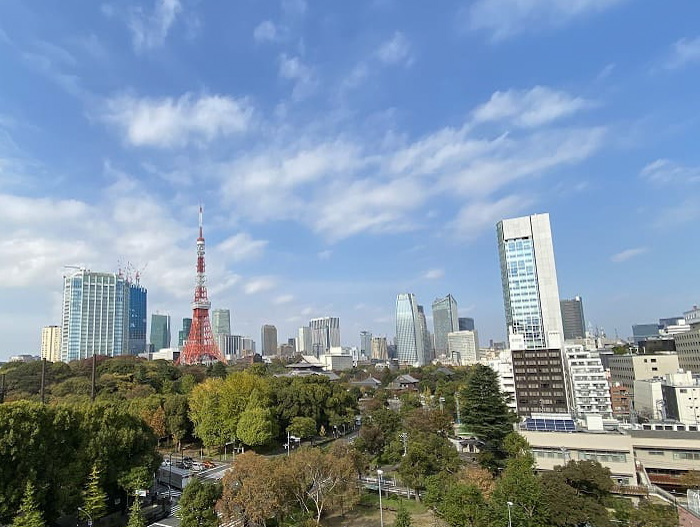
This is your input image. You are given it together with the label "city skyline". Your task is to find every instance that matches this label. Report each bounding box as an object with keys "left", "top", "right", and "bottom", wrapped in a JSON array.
[{"left": 1, "top": 2, "right": 700, "bottom": 359}]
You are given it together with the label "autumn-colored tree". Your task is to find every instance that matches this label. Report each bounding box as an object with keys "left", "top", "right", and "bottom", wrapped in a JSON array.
[{"left": 457, "top": 466, "right": 495, "bottom": 500}]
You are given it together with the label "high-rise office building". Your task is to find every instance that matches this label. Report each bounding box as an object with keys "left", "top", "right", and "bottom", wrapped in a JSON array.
[
  {"left": 360, "top": 331, "right": 372, "bottom": 358},
  {"left": 128, "top": 282, "right": 147, "bottom": 355},
  {"left": 150, "top": 314, "right": 171, "bottom": 352},
  {"left": 458, "top": 317, "right": 475, "bottom": 331},
  {"left": 261, "top": 324, "right": 278, "bottom": 356},
  {"left": 417, "top": 305, "right": 432, "bottom": 363},
  {"left": 178, "top": 318, "right": 192, "bottom": 347},
  {"left": 298, "top": 326, "right": 312, "bottom": 354},
  {"left": 396, "top": 293, "right": 430, "bottom": 366},
  {"left": 497, "top": 213, "right": 564, "bottom": 349},
  {"left": 560, "top": 296, "right": 586, "bottom": 340},
  {"left": 432, "top": 295, "right": 459, "bottom": 357},
  {"left": 447, "top": 330, "right": 480, "bottom": 366},
  {"left": 371, "top": 336, "right": 388, "bottom": 360},
  {"left": 41, "top": 326, "right": 61, "bottom": 362},
  {"left": 212, "top": 309, "right": 231, "bottom": 336},
  {"left": 309, "top": 317, "right": 340, "bottom": 356},
  {"left": 61, "top": 269, "right": 130, "bottom": 362}
]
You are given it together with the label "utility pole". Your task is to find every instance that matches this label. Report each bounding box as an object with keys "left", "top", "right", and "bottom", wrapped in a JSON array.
[
  {"left": 40, "top": 358, "right": 46, "bottom": 404},
  {"left": 90, "top": 354, "right": 96, "bottom": 403},
  {"left": 399, "top": 432, "right": 408, "bottom": 457},
  {"left": 0, "top": 373, "right": 5, "bottom": 404},
  {"left": 455, "top": 395, "right": 461, "bottom": 424}
]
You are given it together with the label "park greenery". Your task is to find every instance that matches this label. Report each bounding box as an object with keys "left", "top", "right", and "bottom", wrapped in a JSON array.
[{"left": 0, "top": 356, "right": 682, "bottom": 526}]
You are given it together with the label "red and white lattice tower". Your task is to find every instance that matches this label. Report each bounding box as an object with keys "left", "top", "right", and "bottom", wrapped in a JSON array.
[{"left": 179, "top": 206, "right": 226, "bottom": 365}]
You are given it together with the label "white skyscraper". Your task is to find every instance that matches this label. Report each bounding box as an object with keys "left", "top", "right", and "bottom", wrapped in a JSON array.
[
  {"left": 497, "top": 213, "right": 564, "bottom": 349},
  {"left": 309, "top": 317, "right": 340, "bottom": 356},
  {"left": 448, "top": 330, "right": 480, "bottom": 366},
  {"left": 298, "top": 326, "right": 312, "bottom": 354},
  {"left": 395, "top": 293, "right": 429, "bottom": 366},
  {"left": 61, "top": 269, "right": 130, "bottom": 362},
  {"left": 41, "top": 326, "right": 61, "bottom": 362}
]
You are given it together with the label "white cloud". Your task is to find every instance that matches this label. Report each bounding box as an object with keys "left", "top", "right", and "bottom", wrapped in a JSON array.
[
  {"left": 215, "top": 233, "right": 268, "bottom": 262},
  {"left": 129, "top": 0, "right": 182, "bottom": 52},
  {"left": 450, "top": 195, "right": 535, "bottom": 240},
  {"left": 317, "top": 250, "right": 332, "bottom": 260},
  {"left": 611, "top": 247, "right": 648, "bottom": 263},
  {"left": 274, "top": 294, "right": 294, "bottom": 305},
  {"left": 102, "top": 92, "right": 254, "bottom": 148},
  {"left": 253, "top": 21, "right": 278, "bottom": 43},
  {"left": 244, "top": 276, "right": 276, "bottom": 294},
  {"left": 472, "top": 86, "right": 592, "bottom": 128},
  {"left": 424, "top": 268, "right": 444, "bottom": 280},
  {"left": 376, "top": 32, "right": 412, "bottom": 66},
  {"left": 278, "top": 54, "right": 317, "bottom": 100},
  {"left": 467, "top": 0, "right": 625, "bottom": 41},
  {"left": 665, "top": 36, "right": 700, "bottom": 70},
  {"left": 641, "top": 159, "right": 700, "bottom": 185}
]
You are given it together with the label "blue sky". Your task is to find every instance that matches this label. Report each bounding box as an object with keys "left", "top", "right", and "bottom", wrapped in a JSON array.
[{"left": 1, "top": 0, "right": 700, "bottom": 359}]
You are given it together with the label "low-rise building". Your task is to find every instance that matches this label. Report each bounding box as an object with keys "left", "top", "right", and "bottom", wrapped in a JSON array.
[
  {"left": 484, "top": 350, "right": 517, "bottom": 412},
  {"left": 610, "top": 382, "right": 632, "bottom": 419},
  {"left": 608, "top": 352, "right": 680, "bottom": 391}
]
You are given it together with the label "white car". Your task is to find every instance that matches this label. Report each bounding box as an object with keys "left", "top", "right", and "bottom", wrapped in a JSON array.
[{"left": 191, "top": 462, "right": 204, "bottom": 471}]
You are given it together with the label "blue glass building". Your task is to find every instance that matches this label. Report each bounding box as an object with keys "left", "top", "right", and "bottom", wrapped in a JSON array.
[{"left": 128, "top": 283, "right": 147, "bottom": 355}]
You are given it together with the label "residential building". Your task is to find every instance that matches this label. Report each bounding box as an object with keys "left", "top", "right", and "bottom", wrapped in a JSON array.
[
  {"left": 309, "top": 317, "right": 340, "bottom": 356},
  {"left": 261, "top": 324, "right": 278, "bottom": 356},
  {"left": 360, "top": 331, "right": 372, "bottom": 358},
  {"left": 511, "top": 346, "right": 569, "bottom": 416},
  {"left": 298, "top": 326, "right": 312, "bottom": 354},
  {"left": 128, "top": 282, "right": 147, "bottom": 355},
  {"left": 484, "top": 350, "right": 517, "bottom": 411},
  {"left": 417, "top": 305, "right": 432, "bottom": 363},
  {"left": 212, "top": 309, "right": 231, "bottom": 336},
  {"left": 371, "top": 336, "right": 388, "bottom": 360},
  {"left": 150, "top": 314, "right": 171, "bottom": 352},
  {"left": 61, "top": 269, "right": 131, "bottom": 362},
  {"left": 447, "top": 330, "right": 480, "bottom": 366},
  {"left": 396, "top": 293, "right": 428, "bottom": 366},
  {"left": 610, "top": 382, "right": 632, "bottom": 419},
  {"left": 432, "top": 295, "right": 459, "bottom": 357},
  {"left": 497, "top": 213, "right": 564, "bottom": 350},
  {"left": 560, "top": 296, "right": 586, "bottom": 340},
  {"left": 674, "top": 306, "right": 700, "bottom": 373},
  {"left": 564, "top": 345, "right": 612, "bottom": 418},
  {"left": 40, "top": 326, "right": 61, "bottom": 362},
  {"left": 636, "top": 371, "right": 700, "bottom": 425},
  {"left": 458, "top": 317, "right": 475, "bottom": 331},
  {"left": 608, "top": 353, "right": 680, "bottom": 391},
  {"left": 178, "top": 318, "right": 192, "bottom": 348}
]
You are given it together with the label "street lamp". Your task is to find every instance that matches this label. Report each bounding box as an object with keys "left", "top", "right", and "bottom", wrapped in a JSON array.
[
  {"left": 507, "top": 501, "right": 513, "bottom": 527},
  {"left": 78, "top": 507, "right": 93, "bottom": 527},
  {"left": 168, "top": 453, "right": 173, "bottom": 500},
  {"left": 377, "top": 469, "right": 384, "bottom": 527},
  {"left": 439, "top": 396, "right": 445, "bottom": 413}
]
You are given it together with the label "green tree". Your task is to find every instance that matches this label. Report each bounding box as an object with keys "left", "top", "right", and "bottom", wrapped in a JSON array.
[
  {"left": 11, "top": 481, "right": 44, "bottom": 527},
  {"left": 628, "top": 500, "right": 677, "bottom": 527},
  {"left": 459, "top": 364, "right": 516, "bottom": 470},
  {"left": 287, "top": 416, "right": 317, "bottom": 439},
  {"left": 126, "top": 499, "right": 145, "bottom": 527},
  {"left": 178, "top": 478, "right": 222, "bottom": 527},
  {"left": 490, "top": 450, "right": 546, "bottom": 527},
  {"left": 556, "top": 459, "right": 613, "bottom": 501},
  {"left": 393, "top": 501, "right": 412, "bottom": 527},
  {"left": 236, "top": 406, "right": 276, "bottom": 446},
  {"left": 82, "top": 465, "right": 108, "bottom": 520},
  {"left": 118, "top": 466, "right": 151, "bottom": 507},
  {"left": 440, "top": 483, "right": 489, "bottom": 527},
  {"left": 397, "top": 432, "right": 461, "bottom": 499},
  {"left": 164, "top": 394, "right": 191, "bottom": 450}
]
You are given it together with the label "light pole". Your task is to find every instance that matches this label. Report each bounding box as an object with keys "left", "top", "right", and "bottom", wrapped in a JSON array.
[
  {"left": 78, "top": 507, "right": 93, "bottom": 527},
  {"left": 377, "top": 469, "right": 384, "bottom": 527},
  {"left": 168, "top": 453, "right": 173, "bottom": 500},
  {"left": 507, "top": 501, "right": 513, "bottom": 527},
  {"left": 439, "top": 396, "right": 445, "bottom": 413},
  {"left": 399, "top": 432, "right": 408, "bottom": 457}
]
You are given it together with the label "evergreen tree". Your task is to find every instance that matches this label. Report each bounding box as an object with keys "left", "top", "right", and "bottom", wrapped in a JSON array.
[
  {"left": 126, "top": 499, "right": 145, "bottom": 527},
  {"left": 178, "top": 478, "right": 222, "bottom": 527},
  {"left": 459, "top": 364, "right": 516, "bottom": 468},
  {"left": 11, "top": 481, "right": 44, "bottom": 527},
  {"left": 392, "top": 501, "right": 412, "bottom": 527},
  {"left": 82, "top": 465, "right": 108, "bottom": 520}
]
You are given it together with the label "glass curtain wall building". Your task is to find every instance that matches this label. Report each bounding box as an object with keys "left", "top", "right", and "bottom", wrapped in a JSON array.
[
  {"left": 61, "top": 269, "right": 130, "bottom": 362},
  {"left": 261, "top": 324, "right": 278, "bottom": 356},
  {"left": 128, "top": 282, "right": 147, "bottom": 355},
  {"left": 150, "top": 314, "right": 171, "bottom": 351},
  {"left": 179, "top": 318, "right": 192, "bottom": 347},
  {"left": 396, "top": 293, "right": 429, "bottom": 366},
  {"left": 560, "top": 296, "right": 586, "bottom": 340},
  {"left": 497, "top": 213, "right": 564, "bottom": 350},
  {"left": 360, "top": 331, "right": 372, "bottom": 358},
  {"left": 212, "top": 309, "right": 231, "bottom": 336},
  {"left": 309, "top": 317, "right": 341, "bottom": 356},
  {"left": 432, "top": 294, "right": 459, "bottom": 357}
]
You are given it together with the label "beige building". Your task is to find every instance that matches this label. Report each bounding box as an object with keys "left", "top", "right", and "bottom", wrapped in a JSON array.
[
  {"left": 41, "top": 325, "right": 61, "bottom": 362},
  {"left": 522, "top": 428, "right": 700, "bottom": 486},
  {"left": 674, "top": 306, "right": 700, "bottom": 373},
  {"left": 447, "top": 330, "right": 479, "bottom": 365},
  {"left": 608, "top": 353, "right": 680, "bottom": 390}
]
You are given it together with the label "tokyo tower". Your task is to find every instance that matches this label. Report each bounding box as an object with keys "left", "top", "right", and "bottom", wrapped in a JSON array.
[{"left": 179, "top": 206, "right": 226, "bottom": 365}]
